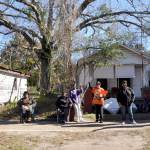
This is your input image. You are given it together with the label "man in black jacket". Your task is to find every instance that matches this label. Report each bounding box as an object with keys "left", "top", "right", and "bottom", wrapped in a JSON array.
[
  {"left": 117, "top": 80, "right": 136, "bottom": 125},
  {"left": 56, "top": 92, "right": 72, "bottom": 123}
]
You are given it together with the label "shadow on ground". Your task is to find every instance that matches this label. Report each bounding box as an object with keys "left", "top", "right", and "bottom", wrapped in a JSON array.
[{"left": 1, "top": 119, "right": 150, "bottom": 133}]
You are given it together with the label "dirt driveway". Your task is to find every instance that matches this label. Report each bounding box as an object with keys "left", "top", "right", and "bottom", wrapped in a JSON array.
[{"left": 0, "top": 120, "right": 150, "bottom": 150}]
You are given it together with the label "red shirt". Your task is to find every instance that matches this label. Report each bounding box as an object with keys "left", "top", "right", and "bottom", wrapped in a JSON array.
[{"left": 91, "top": 87, "right": 108, "bottom": 105}]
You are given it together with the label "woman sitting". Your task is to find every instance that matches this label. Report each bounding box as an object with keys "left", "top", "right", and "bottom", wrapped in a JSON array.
[{"left": 18, "top": 91, "right": 36, "bottom": 123}]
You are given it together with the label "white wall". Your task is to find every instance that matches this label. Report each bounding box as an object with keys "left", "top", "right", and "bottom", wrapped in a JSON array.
[
  {"left": 12, "top": 78, "right": 28, "bottom": 102},
  {"left": 94, "top": 66, "right": 114, "bottom": 78},
  {"left": 115, "top": 48, "right": 144, "bottom": 65},
  {"left": 133, "top": 66, "right": 142, "bottom": 97},
  {"left": 115, "top": 65, "right": 135, "bottom": 78},
  {"left": 0, "top": 73, "right": 14, "bottom": 103},
  {"left": 0, "top": 72, "right": 28, "bottom": 104},
  {"left": 145, "top": 65, "right": 150, "bottom": 87},
  {"left": 79, "top": 66, "right": 90, "bottom": 86}
]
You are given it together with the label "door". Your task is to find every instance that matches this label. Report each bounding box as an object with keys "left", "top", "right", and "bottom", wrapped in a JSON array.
[
  {"left": 118, "top": 78, "right": 131, "bottom": 88},
  {"left": 97, "top": 79, "right": 108, "bottom": 89}
]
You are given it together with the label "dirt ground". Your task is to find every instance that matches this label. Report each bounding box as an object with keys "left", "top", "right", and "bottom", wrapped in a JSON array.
[{"left": 0, "top": 120, "right": 150, "bottom": 150}]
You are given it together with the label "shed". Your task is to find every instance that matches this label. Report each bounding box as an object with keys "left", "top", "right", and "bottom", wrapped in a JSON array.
[{"left": 0, "top": 65, "right": 29, "bottom": 104}]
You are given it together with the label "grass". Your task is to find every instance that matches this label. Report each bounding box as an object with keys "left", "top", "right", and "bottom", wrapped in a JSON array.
[
  {"left": 0, "top": 102, "right": 18, "bottom": 119},
  {"left": 0, "top": 87, "right": 58, "bottom": 120},
  {"left": 0, "top": 133, "right": 30, "bottom": 150},
  {"left": 83, "top": 113, "right": 95, "bottom": 121},
  {"left": 35, "top": 93, "right": 57, "bottom": 119}
]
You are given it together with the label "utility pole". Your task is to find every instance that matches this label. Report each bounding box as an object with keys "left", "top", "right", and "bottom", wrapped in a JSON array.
[
  {"left": 140, "top": 16, "right": 144, "bottom": 88},
  {"left": 140, "top": 16, "right": 143, "bottom": 49}
]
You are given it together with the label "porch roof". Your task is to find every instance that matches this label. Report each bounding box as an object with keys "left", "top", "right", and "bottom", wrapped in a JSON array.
[{"left": 0, "top": 65, "right": 30, "bottom": 78}]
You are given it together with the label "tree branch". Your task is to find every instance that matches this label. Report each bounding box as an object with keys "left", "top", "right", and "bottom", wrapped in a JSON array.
[
  {"left": 47, "top": 0, "right": 54, "bottom": 29},
  {"left": 76, "top": 0, "right": 95, "bottom": 18},
  {"left": 0, "top": 2, "right": 36, "bottom": 21},
  {"left": 0, "top": 13, "right": 29, "bottom": 20},
  {"left": 76, "top": 10, "right": 150, "bottom": 31},
  {"left": 76, "top": 19, "right": 149, "bottom": 34},
  {"left": 0, "top": 31, "right": 14, "bottom": 35},
  {"left": 0, "top": 19, "right": 35, "bottom": 45},
  {"left": 16, "top": 0, "right": 42, "bottom": 24}
]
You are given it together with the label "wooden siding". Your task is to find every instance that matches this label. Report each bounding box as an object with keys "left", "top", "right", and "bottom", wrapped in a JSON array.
[{"left": 0, "top": 73, "right": 27, "bottom": 104}]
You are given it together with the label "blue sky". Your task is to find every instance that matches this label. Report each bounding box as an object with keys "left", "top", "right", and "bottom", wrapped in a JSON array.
[{"left": 0, "top": 0, "right": 149, "bottom": 52}]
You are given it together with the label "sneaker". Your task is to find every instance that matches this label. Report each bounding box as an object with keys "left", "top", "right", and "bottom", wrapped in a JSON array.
[
  {"left": 99, "top": 120, "right": 103, "bottom": 123},
  {"left": 61, "top": 120, "right": 66, "bottom": 124},
  {"left": 77, "top": 119, "right": 80, "bottom": 123},
  {"left": 122, "top": 121, "right": 125, "bottom": 125},
  {"left": 80, "top": 119, "right": 84, "bottom": 122},
  {"left": 131, "top": 120, "right": 137, "bottom": 124}
]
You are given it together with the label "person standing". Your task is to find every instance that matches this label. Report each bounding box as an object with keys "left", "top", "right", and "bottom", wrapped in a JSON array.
[
  {"left": 117, "top": 80, "right": 136, "bottom": 125},
  {"left": 70, "top": 84, "right": 82, "bottom": 122},
  {"left": 91, "top": 81, "right": 108, "bottom": 123},
  {"left": 76, "top": 85, "right": 84, "bottom": 122}
]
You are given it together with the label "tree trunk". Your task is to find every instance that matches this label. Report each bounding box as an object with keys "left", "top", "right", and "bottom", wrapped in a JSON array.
[{"left": 40, "top": 57, "right": 51, "bottom": 95}]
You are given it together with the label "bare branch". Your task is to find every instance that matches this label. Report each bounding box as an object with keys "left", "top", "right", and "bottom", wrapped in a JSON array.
[
  {"left": 0, "top": 13, "right": 29, "bottom": 20},
  {"left": 76, "top": 0, "right": 96, "bottom": 18},
  {"left": 76, "top": 19, "right": 148, "bottom": 34},
  {"left": 76, "top": 10, "right": 150, "bottom": 31},
  {"left": 0, "top": 2, "right": 36, "bottom": 20},
  {"left": 0, "top": 31, "right": 14, "bottom": 35},
  {"left": 47, "top": 0, "right": 54, "bottom": 30},
  {"left": 0, "top": 18, "right": 35, "bottom": 45},
  {"left": 16, "top": 0, "right": 42, "bottom": 24}
]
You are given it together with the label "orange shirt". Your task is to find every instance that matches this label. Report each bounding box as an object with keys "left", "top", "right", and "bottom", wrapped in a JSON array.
[{"left": 91, "top": 87, "right": 108, "bottom": 105}]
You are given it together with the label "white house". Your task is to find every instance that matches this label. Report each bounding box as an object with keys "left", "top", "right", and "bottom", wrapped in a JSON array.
[
  {"left": 0, "top": 65, "right": 29, "bottom": 104},
  {"left": 77, "top": 45, "right": 150, "bottom": 98}
]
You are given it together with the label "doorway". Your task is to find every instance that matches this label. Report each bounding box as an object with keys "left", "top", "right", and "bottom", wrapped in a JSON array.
[
  {"left": 97, "top": 79, "right": 108, "bottom": 89},
  {"left": 117, "top": 78, "right": 131, "bottom": 88}
]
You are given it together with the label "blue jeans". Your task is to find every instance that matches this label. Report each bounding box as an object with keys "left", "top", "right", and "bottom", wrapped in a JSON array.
[{"left": 120, "top": 104, "right": 134, "bottom": 122}]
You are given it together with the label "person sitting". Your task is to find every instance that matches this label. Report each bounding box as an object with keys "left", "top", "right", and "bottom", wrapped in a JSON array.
[
  {"left": 22, "top": 91, "right": 31, "bottom": 123},
  {"left": 56, "top": 92, "right": 72, "bottom": 123},
  {"left": 18, "top": 91, "right": 37, "bottom": 123}
]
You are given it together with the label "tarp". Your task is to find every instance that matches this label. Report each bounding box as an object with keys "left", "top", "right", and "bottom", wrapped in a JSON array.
[
  {"left": 104, "top": 98, "right": 120, "bottom": 114},
  {"left": 104, "top": 98, "right": 137, "bottom": 114}
]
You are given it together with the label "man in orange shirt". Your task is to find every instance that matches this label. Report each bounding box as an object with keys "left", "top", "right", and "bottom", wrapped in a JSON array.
[{"left": 91, "top": 81, "right": 108, "bottom": 123}]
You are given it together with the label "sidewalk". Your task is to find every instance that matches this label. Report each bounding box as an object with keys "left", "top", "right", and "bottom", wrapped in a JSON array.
[{"left": 0, "top": 119, "right": 150, "bottom": 133}]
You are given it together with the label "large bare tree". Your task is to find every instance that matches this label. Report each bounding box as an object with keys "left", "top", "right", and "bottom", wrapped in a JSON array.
[{"left": 0, "top": 0, "right": 149, "bottom": 94}]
